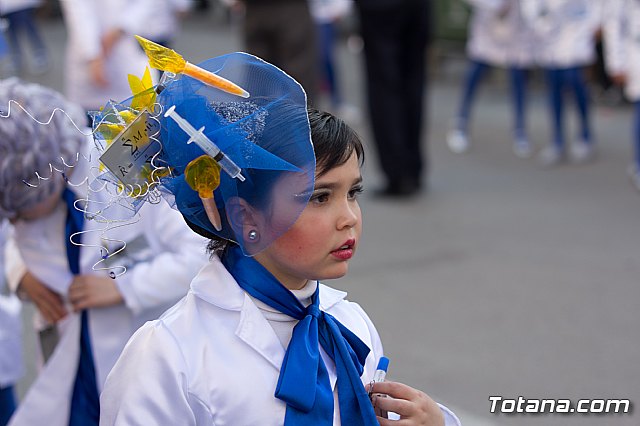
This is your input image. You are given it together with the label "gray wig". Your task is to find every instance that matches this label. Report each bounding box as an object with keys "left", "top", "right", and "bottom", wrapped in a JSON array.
[{"left": 0, "top": 78, "right": 87, "bottom": 219}]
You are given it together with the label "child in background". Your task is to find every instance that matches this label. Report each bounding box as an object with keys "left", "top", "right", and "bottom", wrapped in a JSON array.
[
  {"left": 0, "top": 79, "right": 208, "bottom": 426},
  {"left": 448, "top": 0, "right": 536, "bottom": 158},
  {"left": 130, "top": 0, "right": 193, "bottom": 48},
  {"left": 0, "top": 0, "right": 49, "bottom": 74},
  {"left": 603, "top": 0, "right": 640, "bottom": 190},
  {"left": 309, "top": 0, "right": 359, "bottom": 122},
  {"left": 530, "top": 0, "right": 602, "bottom": 166},
  {"left": 0, "top": 221, "right": 23, "bottom": 426},
  {"left": 99, "top": 53, "right": 460, "bottom": 425}
]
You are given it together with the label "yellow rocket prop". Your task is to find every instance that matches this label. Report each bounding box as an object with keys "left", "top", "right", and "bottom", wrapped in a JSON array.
[{"left": 135, "top": 35, "right": 250, "bottom": 98}]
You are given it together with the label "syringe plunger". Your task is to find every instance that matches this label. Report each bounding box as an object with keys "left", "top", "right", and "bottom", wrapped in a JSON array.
[{"left": 164, "top": 105, "right": 245, "bottom": 181}]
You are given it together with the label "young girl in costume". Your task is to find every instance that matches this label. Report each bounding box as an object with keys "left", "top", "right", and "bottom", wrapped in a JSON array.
[
  {"left": 603, "top": 0, "right": 640, "bottom": 191},
  {"left": 99, "top": 53, "right": 460, "bottom": 425},
  {"left": 0, "top": 79, "right": 208, "bottom": 426}
]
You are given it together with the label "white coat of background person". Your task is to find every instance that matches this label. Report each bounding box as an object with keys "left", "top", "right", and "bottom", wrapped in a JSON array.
[
  {"left": 0, "top": 80, "right": 208, "bottom": 426},
  {"left": 602, "top": 0, "right": 640, "bottom": 188},
  {"left": 447, "top": 0, "right": 537, "bottom": 157},
  {"left": 59, "top": 0, "right": 152, "bottom": 112},
  {"left": 602, "top": 0, "right": 640, "bottom": 99},
  {"left": 465, "top": 0, "right": 536, "bottom": 69},
  {"left": 0, "top": 221, "right": 23, "bottom": 426},
  {"left": 523, "top": 0, "right": 602, "bottom": 69},
  {"left": 128, "top": 0, "right": 193, "bottom": 47}
]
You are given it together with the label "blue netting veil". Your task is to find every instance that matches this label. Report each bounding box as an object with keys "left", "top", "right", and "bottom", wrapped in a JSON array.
[{"left": 155, "top": 53, "right": 315, "bottom": 255}]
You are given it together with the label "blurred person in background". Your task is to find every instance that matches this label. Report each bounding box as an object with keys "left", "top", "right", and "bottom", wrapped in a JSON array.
[
  {"left": 309, "top": 0, "right": 359, "bottom": 123},
  {"left": 591, "top": 28, "right": 623, "bottom": 106},
  {"left": 0, "top": 221, "right": 23, "bottom": 426},
  {"left": 447, "top": 0, "right": 536, "bottom": 158},
  {"left": 603, "top": 0, "right": 640, "bottom": 191},
  {"left": 0, "top": 0, "right": 48, "bottom": 75},
  {"left": 528, "top": 0, "right": 602, "bottom": 166},
  {"left": 222, "top": 0, "right": 319, "bottom": 103},
  {"left": 59, "top": 0, "right": 151, "bottom": 113},
  {"left": 132, "top": 0, "right": 193, "bottom": 48},
  {"left": 355, "top": 0, "right": 431, "bottom": 197},
  {"left": 0, "top": 79, "right": 207, "bottom": 426}
]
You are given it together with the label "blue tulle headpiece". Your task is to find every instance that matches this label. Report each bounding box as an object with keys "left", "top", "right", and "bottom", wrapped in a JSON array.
[{"left": 93, "top": 53, "right": 315, "bottom": 255}]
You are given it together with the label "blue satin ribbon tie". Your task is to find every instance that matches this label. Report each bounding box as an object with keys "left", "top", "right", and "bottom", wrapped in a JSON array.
[
  {"left": 223, "top": 246, "right": 378, "bottom": 425},
  {"left": 62, "top": 188, "right": 100, "bottom": 426}
]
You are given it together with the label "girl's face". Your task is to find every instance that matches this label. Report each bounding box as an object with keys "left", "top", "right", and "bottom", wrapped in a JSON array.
[{"left": 254, "top": 152, "right": 363, "bottom": 290}]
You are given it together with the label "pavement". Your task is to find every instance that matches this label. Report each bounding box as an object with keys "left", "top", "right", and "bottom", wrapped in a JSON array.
[{"left": 8, "top": 7, "right": 640, "bottom": 426}]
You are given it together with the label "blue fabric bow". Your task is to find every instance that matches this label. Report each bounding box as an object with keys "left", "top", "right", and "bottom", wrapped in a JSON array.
[{"left": 223, "top": 246, "right": 378, "bottom": 425}]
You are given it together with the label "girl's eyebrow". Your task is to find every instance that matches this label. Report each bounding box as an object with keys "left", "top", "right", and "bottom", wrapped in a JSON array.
[{"left": 314, "top": 175, "right": 363, "bottom": 190}]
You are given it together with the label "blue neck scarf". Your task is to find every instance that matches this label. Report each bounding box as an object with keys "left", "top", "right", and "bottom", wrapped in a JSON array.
[
  {"left": 223, "top": 246, "right": 378, "bottom": 425},
  {"left": 62, "top": 187, "right": 100, "bottom": 426}
]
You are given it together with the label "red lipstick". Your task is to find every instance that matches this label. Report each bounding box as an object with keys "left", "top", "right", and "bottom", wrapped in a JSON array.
[{"left": 331, "top": 238, "right": 355, "bottom": 260}]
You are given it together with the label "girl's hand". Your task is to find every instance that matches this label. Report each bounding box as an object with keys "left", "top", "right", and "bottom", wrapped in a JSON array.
[
  {"left": 370, "top": 381, "right": 444, "bottom": 426},
  {"left": 68, "top": 274, "right": 124, "bottom": 312},
  {"left": 18, "top": 271, "right": 68, "bottom": 324}
]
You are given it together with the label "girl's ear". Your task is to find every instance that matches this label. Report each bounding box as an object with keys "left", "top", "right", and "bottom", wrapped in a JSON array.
[{"left": 225, "top": 197, "right": 263, "bottom": 248}]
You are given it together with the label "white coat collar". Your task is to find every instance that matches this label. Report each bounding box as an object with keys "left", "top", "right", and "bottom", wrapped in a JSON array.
[
  {"left": 191, "top": 255, "right": 348, "bottom": 386},
  {"left": 191, "top": 256, "right": 348, "bottom": 312}
]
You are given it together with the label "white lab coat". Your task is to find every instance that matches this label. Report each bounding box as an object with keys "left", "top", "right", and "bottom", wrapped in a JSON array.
[
  {"left": 6, "top": 143, "right": 209, "bottom": 426},
  {"left": 603, "top": 0, "right": 640, "bottom": 101},
  {"left": 0, "top": 221, "right": 23, "bottom": 389},
  {"left": 129, "top": 0, "right": 193, "bottom": 44},
  {"left": 464, "top": 0, "right": 536, "bottom": 68},
  {"left": 100, "top": 257, "right": 461, "bottom": 425},
  {"left": 525, "top": 0, "right": 602, "bottom": 68},
  {"left": 59, "top": 0, "right": 151, "bottom": 110},
  {"left": 309, "top": 0, "right": 352, "bottom": 24}
]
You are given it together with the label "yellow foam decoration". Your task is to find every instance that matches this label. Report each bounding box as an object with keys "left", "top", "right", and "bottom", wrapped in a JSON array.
[
  {"left": 128, "top": 67, "right": 157, "bottom": 111},
  {"left": 184, "top": 155, "right": 221, "bottom": 198}
]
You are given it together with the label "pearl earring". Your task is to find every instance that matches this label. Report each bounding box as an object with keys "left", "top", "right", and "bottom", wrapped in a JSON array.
[{"left": 248, "top": 230, "right": 258, "bottom": 241}]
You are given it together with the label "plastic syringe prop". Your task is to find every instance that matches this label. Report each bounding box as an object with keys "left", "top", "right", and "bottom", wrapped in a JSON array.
[{"left": 164, "top": 105, "right": 245, "bottom": 182}]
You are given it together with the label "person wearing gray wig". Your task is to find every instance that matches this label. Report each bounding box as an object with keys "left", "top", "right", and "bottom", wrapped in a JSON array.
[
  {"left": 0, "top": 78, "right": 208, "bottom": 426},
  {"left": 0, "top": 78, "right": 87, "bottom": 221}
]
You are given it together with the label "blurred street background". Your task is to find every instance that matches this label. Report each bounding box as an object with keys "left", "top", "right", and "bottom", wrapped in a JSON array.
[{"left": 5, "top": 1, "right": 639, "bottom": 425}]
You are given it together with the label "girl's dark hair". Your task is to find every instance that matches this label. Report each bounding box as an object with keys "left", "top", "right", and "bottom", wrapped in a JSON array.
[
  {"left": 308, "top": 108, "right": 364, "bottom": 177},
  {"left": 205, "top": 108, "right": 364, "bottom": 257}
]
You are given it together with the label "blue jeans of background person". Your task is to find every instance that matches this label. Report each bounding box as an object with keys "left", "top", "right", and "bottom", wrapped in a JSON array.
[
  {"left": 545, "top": 67, "right": 591, "bottom": 150},
  {"left": 510, "top": 67, "right": 527, "bottom": 140},
  {"left": 0, "top": 386, "right": 17, "bottom": 426},
  {"left": 456, "top": 60, "right": 489, "bottom": 132},
  {"left": 633, "top": 102, "right": 640, "bottom": 170},
  {"left": 4, "top": 7, "right": 47, "bottom": 70},
  {"left": 317, "top": 21, "right": 341, "bottom": 107},
  {"left": 457, "top": 60, "right": 527, "bottom": 139}
]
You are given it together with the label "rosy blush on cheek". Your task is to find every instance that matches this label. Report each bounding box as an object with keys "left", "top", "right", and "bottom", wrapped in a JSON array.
[{"left": 272, "top": 229, "right": 314, "bottom": 262}]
